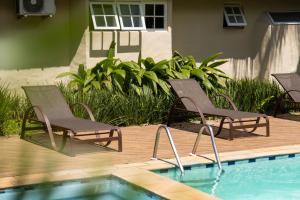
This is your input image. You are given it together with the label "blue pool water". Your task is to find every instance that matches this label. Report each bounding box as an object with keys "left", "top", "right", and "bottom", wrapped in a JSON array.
[
  {"left": 0, "top": 176, "right": 163, "bottom": 200},
  {"left": 155, "top": 154, "right": 300, "bottom": 200}
]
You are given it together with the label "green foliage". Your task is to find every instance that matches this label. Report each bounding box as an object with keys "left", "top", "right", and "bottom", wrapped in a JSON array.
[
  {"left": 0, "top": 85, "right": 24, "bottom": 136},
  {"left": 171, "top": 51, "right": 228, "bottom": 93},
  {"left": 212, "top": 78, "right": 283, "bottom": 113},
  {"left": 58, "top": 42, "right": 228, "bottom": 95},
  {"left": 60, "top": 84, "right": 174, "bottom": 126},
  {"left": 57, "top": 64, "right": 100, "bottom": 93},
  {"left": 0, "top": 79, "right": 285, "bottom": 136}
]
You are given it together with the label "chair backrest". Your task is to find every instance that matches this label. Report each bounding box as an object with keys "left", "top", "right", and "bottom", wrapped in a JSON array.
[
  {"left": 272, "top": 73, "right": 300, "bottom": 102},
  {"left": 168, "top": 79, "right": 215, "bottom": 112},
  {"left": 22, "top": 85, "right": 74, "bottom": 121}
]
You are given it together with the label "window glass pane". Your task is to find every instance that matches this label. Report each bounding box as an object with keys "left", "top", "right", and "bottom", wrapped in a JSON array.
[
  {"left": 145, "top": 17, "right": 154, "bottom": 28},
  {"left": 155, "top": 17, "right": 164, "bottom": 28},
  {"left": 119, "top": 4, "right": 130, "bottom": 15},
  {"left": 130, "top": 5, "right": 140, "bottom": 15},
  {"left": 235, "top": 15, "right": 244, "bottom": 23},
  {"left": 155, "top": 4, "right": 164, "bottom": 16},
  {"left": 269, "top": 12, "right": 300, "bottom": 23},
  {"left": 92, "top": 4, "right": 103, "bottom": 15},
  {"left": 95, "top": 16, "right": 106, "bottom": 27},
  {"left": 145, "top": 4, "right": 154, "bottom": 15},
  {"left": 233, "top": 7, "right": 241, "bottom": 14},
  {"left": 103, "top": 4, "right": 114, "bottom": 15},
  {"left": 133, "top": 17, "right": 142, "bottom": 27},
  {"left": 228, "top": 16, "right": 236, "bottom": 23},
  {"left": 106, "top": 16, "right": 117, "bottom": 27},
  {"left": 225, "top": 7, "right": 233, "bottom": 14},
  {"left": 122, "top": 16, "right": 132, "bottom": 27}
]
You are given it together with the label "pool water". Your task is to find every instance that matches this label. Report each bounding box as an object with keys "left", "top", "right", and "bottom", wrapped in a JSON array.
[
  {"left": 155, "top": 154, "right": 300, "bottom": 200},
  {"left": 0, "top": 176, "right": 163, "bottom": 200}
]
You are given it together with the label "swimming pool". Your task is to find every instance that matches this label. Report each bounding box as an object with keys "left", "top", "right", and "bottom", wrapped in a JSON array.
[
  {"left": 155, "top": 153, "right": 300, "bottom": 200},
  {"left": 0, "top": 176, "right": 164, "bottom": 200}
]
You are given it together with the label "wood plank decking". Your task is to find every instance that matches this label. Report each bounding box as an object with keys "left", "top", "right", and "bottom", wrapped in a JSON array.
[{"left": 0, "top": 115, "right": 300, "bottom": 179}]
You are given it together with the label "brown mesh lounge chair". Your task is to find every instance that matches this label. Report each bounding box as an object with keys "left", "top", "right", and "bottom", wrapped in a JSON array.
[
  {"left": 167, "top": 79, "right": 270, "bottom": 140},
  {"left": 21, "top": 85, "right": 122, "bottom": 155},
  {"left": 272, "top": 73, "right": 300, "bottom": 117}
]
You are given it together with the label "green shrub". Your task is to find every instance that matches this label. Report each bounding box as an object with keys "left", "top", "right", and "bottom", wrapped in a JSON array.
[
  {"left": 0, "top": 85, "right": 24, "bottom": 136},
  {"left": 58, "top": 42, "right": 228, "bottom": 96},
  {"left": 212, "top": 78, "right": 283, "bottom": 114},
  {"left": 170, "top": 51, "right": 228, "bottom": 93},
  {"left": 59, "top": 84, "right": 174, "bottom": 126}
]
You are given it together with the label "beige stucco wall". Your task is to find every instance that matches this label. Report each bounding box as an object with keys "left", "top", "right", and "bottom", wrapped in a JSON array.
[
  {"left": 0, "top": 0, "right": 172, "bottom": 90},
  {"left": 86, "top": 0, "right": 173, "bottom": 67},
  {"left": 172, "top": 0, "right": 300, "bottom": 79},
  {"left": 2, "top": 0, "right": 300, "bottom": 90},
  {"left": 0, "top": 0, "right": 90, "bottom": 91}
]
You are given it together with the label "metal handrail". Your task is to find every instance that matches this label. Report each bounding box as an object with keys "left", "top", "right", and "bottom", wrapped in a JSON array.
[
  {"left": 152, "top": 125, "right": 184, "bottom": 174},
  {"left": 191, "top": 124, "right": 222, "bottom": 170}
]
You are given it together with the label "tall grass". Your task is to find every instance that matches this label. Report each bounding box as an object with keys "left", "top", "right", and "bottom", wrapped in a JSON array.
[
  {"left": 60, "top": 84, "right": 174, "bottom": 126},
  {"left": 0, "top": 79, "right": 284, "bottom": 135},
  {"left": 212, "top": 79, "right": 283, "bottom": 113},
  {"left": 0, "top": 85, "right": 24, "bottom": 136}
]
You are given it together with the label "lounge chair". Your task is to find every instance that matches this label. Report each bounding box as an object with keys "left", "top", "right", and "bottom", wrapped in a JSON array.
[
  {"left": 21, "top": 85, "right": 122, "bottom": 155},
  {"left": 272, "top": 73, "right": 300, "bottom": 117},
  {"left": 167, "top": 79, "right": 270, "bottom": 140}
]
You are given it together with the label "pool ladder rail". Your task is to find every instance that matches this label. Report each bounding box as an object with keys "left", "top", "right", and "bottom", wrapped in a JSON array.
[{"left": 151, "top": 125, "right": 223, "bottom": 175}]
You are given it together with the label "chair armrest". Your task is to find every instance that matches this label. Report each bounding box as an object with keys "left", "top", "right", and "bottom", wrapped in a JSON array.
[
  {"left": 23, "top": 106, "right": 57, "bottom": 150},
  {"left": 215, "top": 94, "right": 238, "bottom": 111},
  {"left": 70, "top": 103, "right": 95, "bottom": 121},
  {"left": 179, "top": 96, "right": 207, "bottom": 124}
]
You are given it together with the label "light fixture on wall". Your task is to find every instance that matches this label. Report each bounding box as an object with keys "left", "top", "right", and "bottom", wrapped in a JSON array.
[{"left": 17, "top": 0, "right": 56, "bottom": 18}]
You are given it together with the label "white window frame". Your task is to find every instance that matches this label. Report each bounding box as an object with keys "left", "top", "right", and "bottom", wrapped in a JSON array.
[
  {"left": 117, "top": 3, "right": 146, "bottom": 31},
  {"left": 90, "top": 2, "right": 120, "bottom": 30},
  {"left": 143, "top": 2, "right": 167, "bottom": 30},
  {"left": 268, "top": 11, "right": 300, "bottom": 25},
  {"left": 224, "top": 4, "right": 247, "bottom": 27}
]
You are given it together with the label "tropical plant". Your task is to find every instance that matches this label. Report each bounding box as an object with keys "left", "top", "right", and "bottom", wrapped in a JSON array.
[
  {"left": 91, "top": 42, "right": 126, "bottom": 92},
  {"left": 57, "top": 41, "right": 228, "bottom": 95},
  {"left": 57, "top": 64, "right": 100, "bottom": 93},
  {"left": 171, "top": 51, "right": 229, "bottom": 93},
  {"left": 119, "top": 54, "right": 171, "bottom": 95}
]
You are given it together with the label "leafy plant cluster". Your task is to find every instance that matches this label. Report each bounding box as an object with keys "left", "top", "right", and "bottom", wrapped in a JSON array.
[
  {"left": 212, "top": 78, "right": 283, "bottom": 114},
  {"left": 0, "top": 85, "right": 25, "bottom": 136},
  {"left": 58, "top": 42, "right": 228, "bottom": 95},
  {"left": 59, "top": 84, "right": 174, "bottom": 126},
  {"left": 0, "top": 78, "right": 285, "bottom": 136}
]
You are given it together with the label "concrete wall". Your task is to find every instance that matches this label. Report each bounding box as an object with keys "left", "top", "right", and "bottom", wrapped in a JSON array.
[
  {"left": 0, "top": 0, "right": 88, "bottom": 90},
  {"left": 172, "top": 0, "right": 300, "bottom": 79},
  {"left": 86, "top": 0, "right": 173, "bottom": 67},
  {"left": 2, "top": 0, "right": 300, "bottom": 90}
]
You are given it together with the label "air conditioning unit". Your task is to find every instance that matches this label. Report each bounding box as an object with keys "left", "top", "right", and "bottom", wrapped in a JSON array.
[{"left": 17, "top": 0, "right": 56, "bottom": 17}]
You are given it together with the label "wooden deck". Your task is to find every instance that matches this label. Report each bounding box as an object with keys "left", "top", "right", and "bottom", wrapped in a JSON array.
[{"left": 1, "top": 115, "right": 300, "bottom": 179}]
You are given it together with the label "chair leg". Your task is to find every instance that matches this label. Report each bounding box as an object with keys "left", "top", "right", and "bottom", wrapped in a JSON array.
[
  {"left": 264, "top": 116, "right": 270, "bottom": 137},
  {"left": 192, "top": 126, "right": 205, "bottom": 154},
  {"left": 117, "top": 128, "right": 123, "bottom": 152},
  {"left": 242, "top": 117, "right": 260, "bottom": 133},
  {"left": 103, "top": 130, "right": 114, "bottom": 147},
  {"left": 59, "top": 130, "right": 68, "bottom": 152},
  {"left": 68, "top": 131, "right": 75, "bottom": 157},
  {"left": 228, "top": 118, "right": 234, "bottom": 141},
  {"left": 215, "top": 118, "right": 226, "bottom": 137}
]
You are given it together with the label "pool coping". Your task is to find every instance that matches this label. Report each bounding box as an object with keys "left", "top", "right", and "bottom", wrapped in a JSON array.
[{"left": 1, "top": 144, "right": 300, "bottom": 200}]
